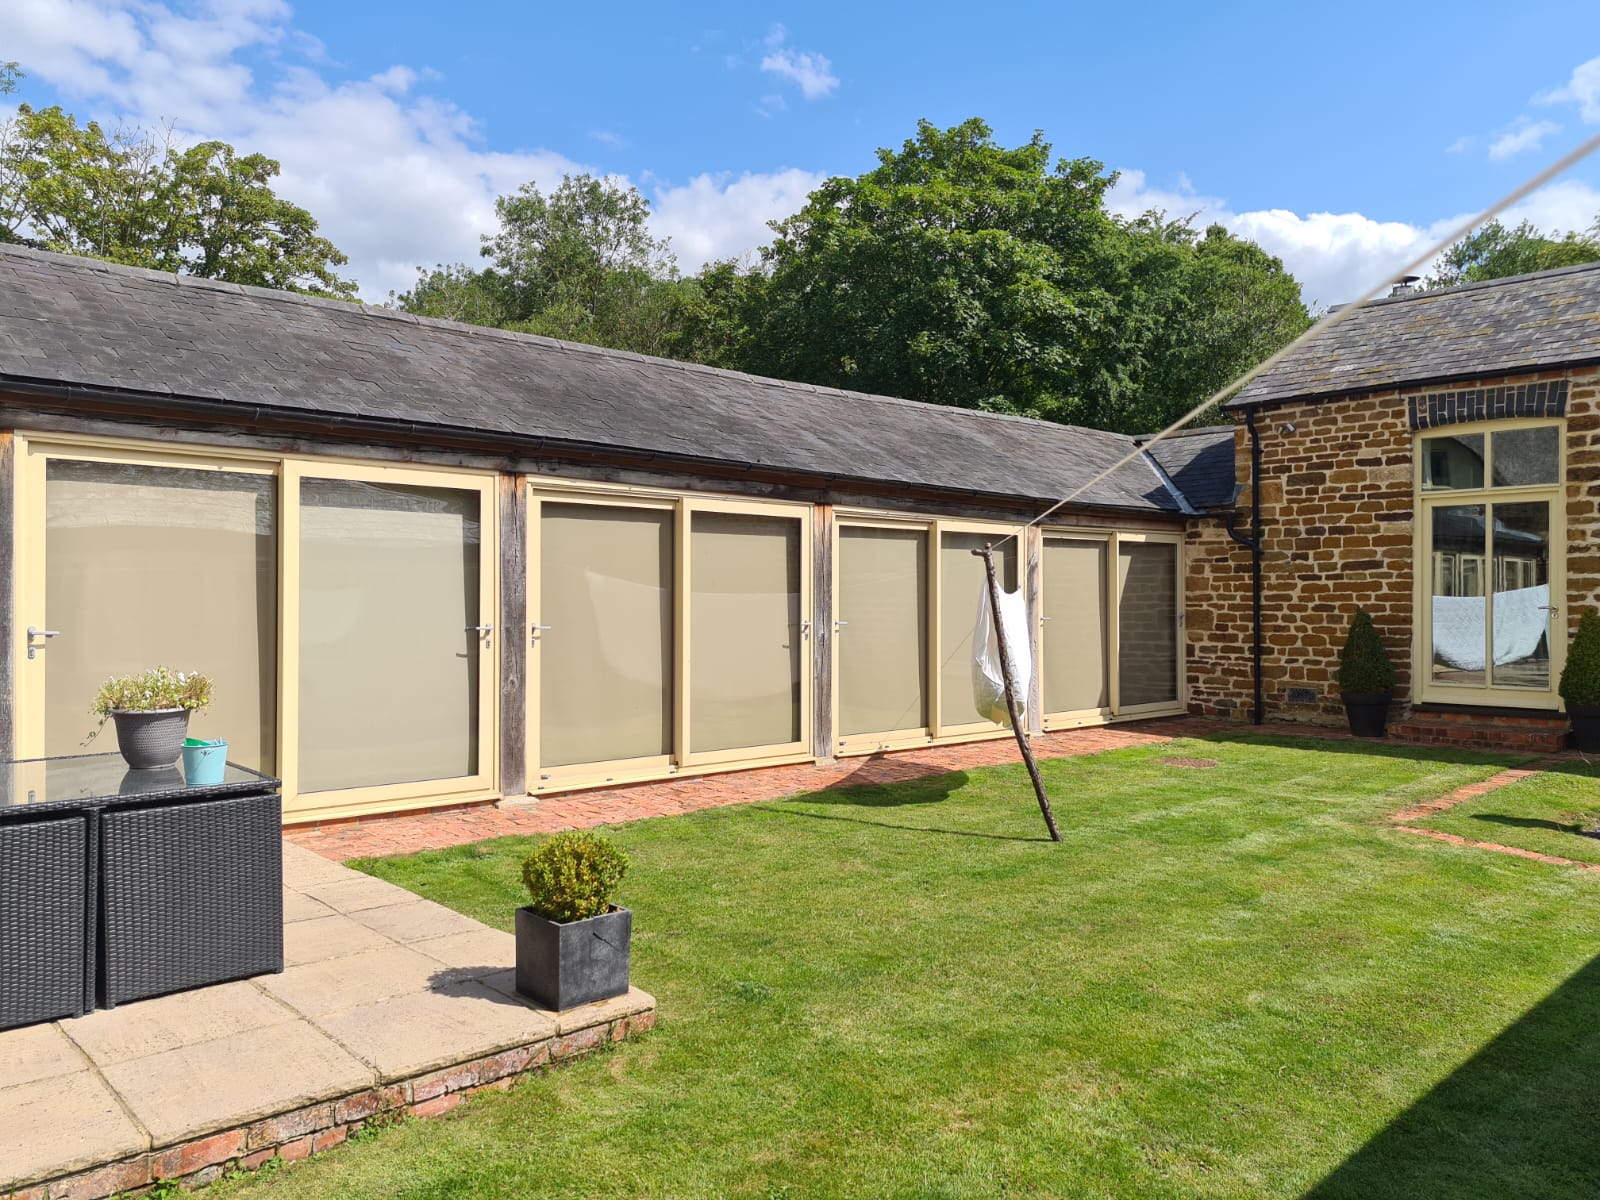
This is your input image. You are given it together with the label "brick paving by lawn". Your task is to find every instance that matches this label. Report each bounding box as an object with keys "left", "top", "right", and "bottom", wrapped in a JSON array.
[{"left": 287, "top": 720, "right": 1193, "bottom": 861}]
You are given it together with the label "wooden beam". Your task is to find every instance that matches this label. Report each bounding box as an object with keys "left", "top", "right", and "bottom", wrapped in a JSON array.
[{"left": 498, "top": 474, "right": 528, "bottom": 801}]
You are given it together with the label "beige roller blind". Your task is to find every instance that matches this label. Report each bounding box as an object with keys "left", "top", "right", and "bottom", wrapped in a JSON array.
[
  {"left": 689, "top": 512, "right": 802, "bottom": 753},
  {"left": 1043, "top": 537, "right": 1109, "bottom": 713},
  {"left": 1117, "top": 542, "right": 1178, "bottom": 707},
  {"left": 540, "top": 503, "right": 674, "bottom": 768},
  {"left": 298, "top": 478, "right": 481, "bottom": 792},
  {"left": 44, "top": 460, "right": 277, "bottom": 771},
  {"left": 939, "top": 531, "right": 1017, "bottom": 728},
  {"left": 838, "top": 526, "right": 928, "bottom": 736}
]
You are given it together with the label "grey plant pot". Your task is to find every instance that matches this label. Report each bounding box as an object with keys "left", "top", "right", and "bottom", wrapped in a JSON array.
[
  {"left": 1569, "top": 703, "right": 1600, "bottom": 753},
  {"left": 111, "top": 708, "right": 191, "bottom": 770},
  {"left": 514, "top": 905, "right": 631, "bottom": 1012}
]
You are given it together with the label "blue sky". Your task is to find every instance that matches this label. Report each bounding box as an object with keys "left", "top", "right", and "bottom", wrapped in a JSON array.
[{"left": 5, "top": 0, "right": 1600, "bottom": 306}]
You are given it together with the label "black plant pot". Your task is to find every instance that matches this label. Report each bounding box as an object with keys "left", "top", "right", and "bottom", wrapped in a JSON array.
[
  {"left": 1569, "top": 704, "right": 1600, "bottom": 753},
  {"left": 1342, "top": 692, "right": 1391, "bottom": 738},
  {"left": 514, "top": 905, "right": 631, "bottom": 1011}
]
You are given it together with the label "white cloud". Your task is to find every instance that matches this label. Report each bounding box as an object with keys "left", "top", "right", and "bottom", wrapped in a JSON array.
[
  {"left": 1488, "top": 119, "right": 1561, "bottom": 161},
  {"left": 758, "top": 25, "right": 838, "bottom": 100},
  {"left": 2, "top": 0, "right": 820, "bottom": 297},
  {"left": 652, "top": 168, "right": 828, "bottom": 269},
  {"left": 1539, "top": 53, "right": 1600, "bottom": 123},
  {"left": 1108, "top": 168, "right": 1600, "bottom": 311}
]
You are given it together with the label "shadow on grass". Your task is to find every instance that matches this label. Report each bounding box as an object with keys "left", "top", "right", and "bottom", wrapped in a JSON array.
[
  {"left": 1171, "top": 727, "right": 1532, "bottom": 770},
  {"left": 1302, "top": 952, "right": 1600, "bottom": 1200},
  {"left": 798, "top": 764, "right": 971, "bottom": 808},
  {"left": 1470, "top": 813, "right": 1594, "bottom": 837},
  {"left": 757, "top": 768, "right": 1053, "bottom": 842}
]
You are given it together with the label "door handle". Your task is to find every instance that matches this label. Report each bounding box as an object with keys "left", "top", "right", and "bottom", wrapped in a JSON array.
[
  {"left": 800, "top": 619, "right": 812, "bottom": 640},
  {"left": 26, "top": 626, "right": 60, "bottom": 660},
  {"left": 531, "top": 624, "right": 553, "bottom": 646},
  {"left": 834, "top": 620, "right": 849, "bottom": 631},
  {"left": 467, "top": 624, "right": 493, "bottom": 649}
]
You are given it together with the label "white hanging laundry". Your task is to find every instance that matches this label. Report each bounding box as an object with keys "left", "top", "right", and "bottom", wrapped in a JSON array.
[{"left": 971, "top": 580, "right": 1032, "bottom": 725}]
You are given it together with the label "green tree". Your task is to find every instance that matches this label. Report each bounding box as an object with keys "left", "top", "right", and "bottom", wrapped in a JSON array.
[
  {"left": 396, "top": 173, "right": 687, "bottom": 357},
  {"left": 1428, "top": 218, "right": 1600, "bottom": 288},
  {"left": 0, "top": 104, "right": 355, "bottom": 297},
  {"left": 735, "top": 118, "right": 1309, "bottom": 433}
]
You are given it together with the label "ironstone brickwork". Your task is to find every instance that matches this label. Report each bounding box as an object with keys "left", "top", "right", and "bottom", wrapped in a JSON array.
[{"left": 1185, "top": 365, "right": 1600, "bottom": 726}]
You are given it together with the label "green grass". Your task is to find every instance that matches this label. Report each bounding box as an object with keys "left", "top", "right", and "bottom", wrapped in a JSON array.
[
  {"left": 1419, "top": 759, "right": 1600, "bottom": 866},
  {"left": 220, "top": 735, "right": 1600, "bottom": 1200}
]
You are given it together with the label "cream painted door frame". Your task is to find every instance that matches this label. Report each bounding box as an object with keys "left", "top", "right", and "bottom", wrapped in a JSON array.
[{"left": 526, "top": 484, "right": 814, "bottom": 792}]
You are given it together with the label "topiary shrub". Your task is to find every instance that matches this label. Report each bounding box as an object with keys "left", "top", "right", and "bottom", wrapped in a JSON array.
[
  {"left": 1559, "top": 606, "right": 1600, "bottom": 708},
  {"left": 520, "top": 831, "right": 629, "bottom": 923},
  {"left": 1337, "top": 609, "right": 1396, "bottom": 695}
]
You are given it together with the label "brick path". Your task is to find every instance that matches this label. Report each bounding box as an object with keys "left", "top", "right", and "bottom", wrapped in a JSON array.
[
  {"left": 1387, "top": 754, "right": 1600, "bottom": 873},
  {"left": 287, "top": 720, "right": 1190, "bottom": 861}
]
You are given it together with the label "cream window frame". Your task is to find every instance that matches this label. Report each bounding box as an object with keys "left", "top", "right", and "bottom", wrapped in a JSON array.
[
  {"left": 1411, "top": 417, "right": 1566, "bottom": 711},
  {"left": 1037, "top": 529, "right": 1116, "bottom": 730},
  {"left": 525, "top": 481, "right": 814, "bottom": 794},
  {"left": 13, "top": 432, "right": 502, "bottom": 822},
  {"left": 1109, "top": 531, "right": 1187, "bottom": 718}
]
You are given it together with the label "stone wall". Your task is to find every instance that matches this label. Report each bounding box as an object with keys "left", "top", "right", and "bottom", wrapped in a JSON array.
[{"left": 1184, "top": 365, "right": 1600, "bottom": 725}]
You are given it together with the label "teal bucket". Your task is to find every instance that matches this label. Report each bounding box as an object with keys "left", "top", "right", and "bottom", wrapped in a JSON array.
[{"left": 182, "top": 737, "right": 228, "bottom": 786}]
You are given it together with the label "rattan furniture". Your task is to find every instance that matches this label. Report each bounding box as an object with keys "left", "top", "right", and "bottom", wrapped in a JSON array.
[{"left": 0, "top": 753, "right": 283, "bottom": 1030}]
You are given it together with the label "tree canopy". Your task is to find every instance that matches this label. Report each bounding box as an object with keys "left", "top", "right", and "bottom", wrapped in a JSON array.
[
  {"left": 394, "top": 173, "right": 688, "bottom": 357},
  {"left": 721, "top": 119, "right": 1309, "bottom": 432},
  {"left": 0, "top": 102, "right": 355, "bottom": 297},
  {"left": 1428, "top": 217, "right": 1600, "bottom": 289}
]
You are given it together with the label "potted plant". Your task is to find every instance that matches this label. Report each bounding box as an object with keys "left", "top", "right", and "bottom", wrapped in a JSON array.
[
  {"left": 515, "top": 831, "right": 631, "bottom": 1012},
  {"left": 1559, "top": 607, "right": 1600, "bottom": 753},
  {"left": 1338, "top": 609, "right": 1395, "bottom": 737},
  {"left": 89, "top": 667, "right": 213, "bottom": 770}
]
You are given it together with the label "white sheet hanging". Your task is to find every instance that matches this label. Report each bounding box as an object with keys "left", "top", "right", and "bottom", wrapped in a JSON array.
[
  {"left": 971, "top": 581, "right": 1032, "bottom": 725},
  {"left": 1432, "top": 583, "right": 1548, "bottom": 671}
]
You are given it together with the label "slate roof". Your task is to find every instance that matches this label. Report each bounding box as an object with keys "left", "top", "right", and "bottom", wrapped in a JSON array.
[
  {"left": 0, "top": 245, "right": 1192, "bottom": 515},
  {"left": 1230, "top": 261, "right": 1600, "bottom": 407},
  {"left": 1138, "top": 426, "right": 1237, "bottom": 510}
]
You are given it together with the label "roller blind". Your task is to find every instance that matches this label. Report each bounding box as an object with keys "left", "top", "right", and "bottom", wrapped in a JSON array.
[
  {"left": 1043, "top": 537, "right": 1109, "bottom": 713},
  {"left": 838, "top": 526, "right": 928, "bottom": 736},
  {"left": 298, "top": 478, "right": 480, "bottom": 792},
  {"left": 938, "top": 532, "right": 1017, "bottom": 728},
  {"left": 689, "top": 512, "right": 802, "bottom": 753},
  {"left": 44, "top": 460, "right": 278, "bottom": 771},
  {"left": 540, "top": 502, "right": 674, "bottom": 768}
]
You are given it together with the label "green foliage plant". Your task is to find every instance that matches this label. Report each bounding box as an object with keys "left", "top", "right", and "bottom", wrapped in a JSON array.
[
  {"left": 88, "top": 666, "right": 213, "bottom": 740},
  {"left": 520, "top": 831, "right": 629, "bottom": 923},
  {"left": 1337, "top": 610, "right": 1396, "bottom": 695},
  {"left": 1558, "top": 607, "right": 1600, "bottom": 708}
]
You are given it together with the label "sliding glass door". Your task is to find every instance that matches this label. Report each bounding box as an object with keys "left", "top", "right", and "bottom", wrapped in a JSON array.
[
  {"left": 1041, "top": 535, "right": 1110, "bottom": 721},
  {"left": 528, "top": 489, "right": 811, "bottom": 790},
  {"left": 835, "top": 524, "right": 929, "bottom": 750}
]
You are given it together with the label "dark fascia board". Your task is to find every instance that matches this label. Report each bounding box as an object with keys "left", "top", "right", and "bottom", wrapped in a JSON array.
[
  {"left": 0, "top": 376, "right": 1188, "bottom": 525},
  {"left": 1224, "top": 355, "right": 1600, "bottom": 412}
]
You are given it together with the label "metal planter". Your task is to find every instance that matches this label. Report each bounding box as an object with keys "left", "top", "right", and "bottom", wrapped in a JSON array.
[{"left": 514, "top": 905, "right": 632, "bottom": 1012}]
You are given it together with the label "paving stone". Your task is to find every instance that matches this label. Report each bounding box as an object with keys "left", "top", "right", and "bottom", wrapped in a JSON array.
[
  {"left": 255, "top": 943, "right": 448, "bottom": 1017},
  {"left": 348, "top": 899, "right": 486, "bottom": 944},
  {"left": 282, "top": 889, "right": 337, "bottom": 923},
  {"left": 549, "top": 987, "right": 657, "bottom": 1035},
  {"left": 99, "top": 1021, "right": 372, "bottom": 1146},
  {"left": 411, "top": 927, "right": 515, "bottom": 973},
  {"left": 0, "top": 1021, "right": 88, "bottom": 1090},
  {"left": 283, "top": 914, "right": 394, "bottom": 966},
  {"left": 62, "top": 981, "right": 294, "bottom": 1066},
  {"left": 0, "top": 1071, "right": 146, "bottom": 1189},
  {"left": 315, "top": 983, "right": 556, "bottom": 1080},
  {"left": 280, "top": 841, "right": 356, "bottom": 887},
  {"left": 298, "top": 872, "right": 423, "bottom": 914}
]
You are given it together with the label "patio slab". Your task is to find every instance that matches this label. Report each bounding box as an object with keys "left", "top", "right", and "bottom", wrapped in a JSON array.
[{"left": 0, "top": 839, "right": 656, "bottom": 1198}]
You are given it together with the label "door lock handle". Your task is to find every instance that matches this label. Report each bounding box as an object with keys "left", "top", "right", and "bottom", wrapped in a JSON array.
[
  {"left": 26, "top": 626, "right": 60, "bottom": 660},
  {"left": 531, "top": 624, "right": 553, "bottom": 646},
  {"left": 467, "top": 624, "right": 493, "bottom": 649}
]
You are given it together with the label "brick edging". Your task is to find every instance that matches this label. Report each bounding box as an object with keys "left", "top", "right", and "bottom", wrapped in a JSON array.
[{"left": 11, "top": 1008, "right": 656, "bottom": 1200}]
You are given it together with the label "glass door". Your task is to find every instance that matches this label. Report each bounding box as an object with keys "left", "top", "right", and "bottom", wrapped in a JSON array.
[
  {"left": 1040, "top": 535, "right": 1111, "bottom": 726},
  {"left": 281, "top": 461, "right": 497, "bottom": 814},
  {"left": 1115, "top": 536, "right": 1183, "bottom": 714},
  {"left": 834, "top": 522, "right": 931, "bottom": 751},
  {"left": 15, "top": 444, "right": 278, "bottom": 770},
  {"left": 1424, "top": 497, "right": 1560, "bottom": 704},
  {"left": 1419, "top": 422, "right": 1563, "bottom": 708}
]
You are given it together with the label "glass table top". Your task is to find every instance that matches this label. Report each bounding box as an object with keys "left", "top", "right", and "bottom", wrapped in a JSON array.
[{"left": 0, "top": 753, "right": 279, "bottom": 811}]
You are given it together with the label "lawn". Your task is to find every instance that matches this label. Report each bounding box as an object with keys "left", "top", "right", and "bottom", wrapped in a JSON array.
[
  {"left": 220, "top": 736, "right": 1600, "bottom": 1200},
  {"left": 1418, "top": 759, "right": 1600, "bottom": 866}
]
